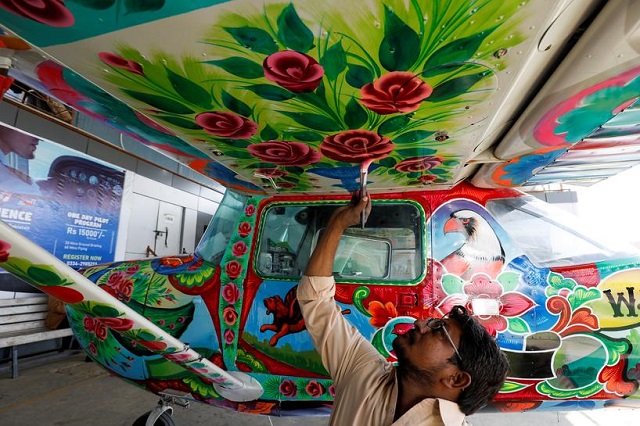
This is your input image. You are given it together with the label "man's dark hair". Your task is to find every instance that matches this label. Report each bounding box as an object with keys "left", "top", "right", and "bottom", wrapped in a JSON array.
[{"left": 449, "top": 306, "right": 509, "bottom": 415}]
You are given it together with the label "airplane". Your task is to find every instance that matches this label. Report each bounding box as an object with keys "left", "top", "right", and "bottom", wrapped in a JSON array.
[{"left": 2, "top": 0, "right": 640, "bottom": 424}]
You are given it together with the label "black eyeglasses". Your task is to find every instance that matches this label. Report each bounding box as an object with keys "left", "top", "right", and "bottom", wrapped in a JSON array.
[{"left": 426, "top": 317, "right": 463, "bottom": 365}]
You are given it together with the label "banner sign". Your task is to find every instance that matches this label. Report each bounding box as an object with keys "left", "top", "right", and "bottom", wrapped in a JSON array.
[{"left": 0, "top": 123, "right": 125, "bottom": 268}]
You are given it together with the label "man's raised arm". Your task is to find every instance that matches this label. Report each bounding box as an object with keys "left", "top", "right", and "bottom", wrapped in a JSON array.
[{"left": 297, "top": 196, "right": 373, "bottom": 381}]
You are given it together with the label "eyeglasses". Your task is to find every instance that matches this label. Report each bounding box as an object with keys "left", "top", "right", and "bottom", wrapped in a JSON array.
[{"left": 425, "top": 317, "right": 463, "bottom": 366}]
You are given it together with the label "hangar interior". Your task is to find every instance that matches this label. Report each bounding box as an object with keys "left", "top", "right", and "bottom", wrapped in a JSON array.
[{"left": 0, "top": 85, "right": 226, "bottom": 370}]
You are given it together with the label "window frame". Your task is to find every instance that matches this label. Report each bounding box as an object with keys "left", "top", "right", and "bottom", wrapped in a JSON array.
[{"left": 253, "top": 199, "right": 427, "bottom": 285}]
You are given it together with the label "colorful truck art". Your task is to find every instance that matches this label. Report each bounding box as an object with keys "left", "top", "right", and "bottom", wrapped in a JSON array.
[{"left": 5, "top": 185, "right": 640, "bottom": 415}]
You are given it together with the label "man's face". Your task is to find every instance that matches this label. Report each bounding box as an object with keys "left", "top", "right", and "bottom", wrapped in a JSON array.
[
  {"left": 4, "top": 133, "right": 38, "bottom": 159},
  {"left": 392, "top": 317, "right": 463, "bottom": 385}
]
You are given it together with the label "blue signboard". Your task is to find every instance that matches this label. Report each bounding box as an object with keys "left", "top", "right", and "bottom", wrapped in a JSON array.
[{"left": 0, "top": 123, "right": 125, "bottom": 268}]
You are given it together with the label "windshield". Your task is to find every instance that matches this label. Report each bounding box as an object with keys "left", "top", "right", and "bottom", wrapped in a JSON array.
[
  {"left": 486, "top": 194, "right": 637, "bottom": 267},
  {"left": 196, "top": 190, "right": 247, "bottom": 264}
]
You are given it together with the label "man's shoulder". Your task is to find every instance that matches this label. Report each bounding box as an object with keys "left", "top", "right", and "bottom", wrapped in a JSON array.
[
  {"left": 391, "top": 398, "right": 467, "bottom": 426},
  {"left": 297, "top": 275, "right": 335, "bottom": 301}
]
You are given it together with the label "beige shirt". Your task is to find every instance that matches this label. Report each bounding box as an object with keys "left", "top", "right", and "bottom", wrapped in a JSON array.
[{"left": 298, "top": 275, "right": 469, "bottom": 426}]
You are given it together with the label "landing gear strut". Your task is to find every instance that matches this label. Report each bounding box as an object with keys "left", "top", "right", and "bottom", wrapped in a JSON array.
[{"left": 132, "top": 394, "right": 189, "bottom": 426}]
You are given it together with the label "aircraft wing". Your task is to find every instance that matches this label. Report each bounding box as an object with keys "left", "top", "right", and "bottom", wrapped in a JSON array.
[
  {"left": 0, "top": 220, "right": 263, "bottom": 402},
  {"left": 0, "top": 0, "right": 637, "bottom": 194}
]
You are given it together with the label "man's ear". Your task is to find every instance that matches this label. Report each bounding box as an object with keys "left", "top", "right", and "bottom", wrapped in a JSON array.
[{"left": 443, "top": 370, "right": 471, "bottom": 390}]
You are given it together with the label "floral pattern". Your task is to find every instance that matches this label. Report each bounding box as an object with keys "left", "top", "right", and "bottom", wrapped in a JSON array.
[
  {"left": 75, "top": 1, "right": 527, "bottom": 192},
  {"left": 438, "top": 273, "right": 536, "bottom": 336},
  {"left": 218, "top": 197, "right": 260, "bottom": 368}
]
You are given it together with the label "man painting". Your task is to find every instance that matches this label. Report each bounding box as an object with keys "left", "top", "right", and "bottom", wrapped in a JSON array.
[{"left": 298, "top": 196, "right": 509, "bottom": 425}]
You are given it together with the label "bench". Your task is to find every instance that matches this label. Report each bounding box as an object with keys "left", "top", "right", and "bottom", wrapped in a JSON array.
[{"left": 0, "top": 295, "right": 74, "bottom": 378}]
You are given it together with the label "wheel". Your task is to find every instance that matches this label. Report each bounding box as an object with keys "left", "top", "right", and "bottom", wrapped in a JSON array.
[{"left": 132, "top": 410, "right": 176, "bottom": 426}]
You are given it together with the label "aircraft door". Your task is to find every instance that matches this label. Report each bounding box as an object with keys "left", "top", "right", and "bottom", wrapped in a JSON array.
[
  {"left": 153, "top": 202, "right": 184, "bottom": 257},
  {"left": 125, "top": 193, "right": 184, "bottom": 259}
]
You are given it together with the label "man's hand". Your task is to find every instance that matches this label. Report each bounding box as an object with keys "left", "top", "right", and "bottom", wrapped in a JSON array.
[
  {"left": 305, "top": 196, "right": 372, "bottom": 277},
  {"left": 329, "top": 194, "right": 372, "bottom": 231}
]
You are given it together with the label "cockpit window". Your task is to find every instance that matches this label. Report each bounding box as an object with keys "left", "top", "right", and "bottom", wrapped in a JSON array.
[
  {"left": 256, "top": 201, "right": 424, "bottom": 283},
  {"left": 196, "top": 190, "right": 247, "bottom": 265},
  {"left": 486, "top": 195, "right": 637, "bottom": 267}
]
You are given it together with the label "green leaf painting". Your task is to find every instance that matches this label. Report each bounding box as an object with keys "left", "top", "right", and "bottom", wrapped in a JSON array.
[
  {"left": 321, "top": 42, "right": 348, "bottom": 80},
  {"left": 207, "top": 57, "right": 265, "bottom": 79},
  {"left": 222, "top": 90, "right": 252, "bottom": 118},
  {"left": 224, "top": 27, "right": 278, "bottom": 54},
  {"left": 277, "top": 4, "right": 315, "bottom": 52},
  {"left": 442, "top": 274, "right": 463, "bottom": 295},
  {"left": 423, "top": 30, "right": 497, "bottom": 73},
  {"left": 345, "top": 64, "right": 374, "bottom": 89},
  {"left": 124, "top": 0, "right": 165, "bottom": 13},
  {"left": 379, "top": 6, "right": 420, "bottom": 71},
  {"left": 165, "top": 67, "right": 212, "bottom": 108},
  {"left": 122, "top": 90, "right": 194, "bottom": 114}
]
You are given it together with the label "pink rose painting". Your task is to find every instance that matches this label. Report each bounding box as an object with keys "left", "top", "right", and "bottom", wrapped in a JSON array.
[
  {"left": 222, "top": 283, "right": 240, "bottom": 304},
  {"left": 224, "top": 329, "right": 235, "bottom": 345},
  {"left": 223, "top": 306, "right": 238, "bottom": 326},
  {"left": 244, "top": 204, "right": 256, "bottom": 217},
  {"left": 305, "top": 380, "right": 325, "bottom": 398}
]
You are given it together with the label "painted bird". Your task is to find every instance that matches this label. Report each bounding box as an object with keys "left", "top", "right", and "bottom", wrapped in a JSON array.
[{"left": 440, "top": 209, "right": 505, "bottom": 280}]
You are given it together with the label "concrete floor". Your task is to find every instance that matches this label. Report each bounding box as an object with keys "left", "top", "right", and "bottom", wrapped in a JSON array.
[{"left": 1, "top": 353, "right": 639, "bottom": 426}]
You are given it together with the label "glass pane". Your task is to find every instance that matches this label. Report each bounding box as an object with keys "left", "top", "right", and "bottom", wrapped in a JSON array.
[
  {"left": 486, "top": 195, "right": 636, "bottom": 267},
  {"left": 333, "top": 231, "right": 390, "bottom": 278},
  {"left": 196, "top": 190, "right": 247, "bottom": 265}
]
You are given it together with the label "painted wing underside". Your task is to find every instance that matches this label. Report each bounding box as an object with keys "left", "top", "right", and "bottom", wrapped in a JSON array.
[{"left": 0, "top": 0, "right": 638, "bottom": 195}]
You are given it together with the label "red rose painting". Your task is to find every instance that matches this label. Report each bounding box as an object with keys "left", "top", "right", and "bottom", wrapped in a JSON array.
[
  {"left": 0, "top": 0, "right": 74, "bottom": 27},
  {"left": 320, "top": 130, "right": 394, "bottom": 163},
  {"left": 263, "top": 51, "right": 324, "bottom": 93},
  {"left": 394, "top": 156, "right": 443, "bottom": 173},
  {"left": 360, "top": 72, "right": 432, "bottom": 115},
  {"left": 225, "top": 260, "right": 243, "bottom": 279},
  {"left": 232, "top": 241, "right": 248, "bottom": 257},
  {"left": 238, "top": 222, "right": 252, "bottom": 237},
  {"left": 0, "top": 240, "right": 10, "bottom": 262},
  {"left": 195, "top": 111, "right": 258, "bottom": 139},
  {"left": 99, "top": 52, "right": 144, "bottom": 75},
  {"left": 279, "top": 379, "right": 298, "bottom": 397},
  {"left": 248, "top": 141, "right": 321, "bottom": 166}
]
